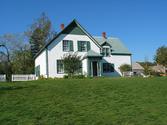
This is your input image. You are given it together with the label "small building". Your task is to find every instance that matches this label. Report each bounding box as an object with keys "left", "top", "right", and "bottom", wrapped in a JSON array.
[
  {"left": 151, "top": 64, "right": 167, "bottom": 74},
  {"left": 132, "top": 62, "right": 144, "bottom": 76}
]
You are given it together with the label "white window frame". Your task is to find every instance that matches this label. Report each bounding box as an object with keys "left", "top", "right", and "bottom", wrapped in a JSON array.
[
  {"left": 79, "top": 41, "right": 87, "bottom": 52},
  {"left": 102, "top": 46, "right": 110, "bottom": 57},
  {"left": 63, "top": 40, "right": 73, "bottom": 52},
  {"left": 57, "top": 60, "right": 64, "bottom": 74}
]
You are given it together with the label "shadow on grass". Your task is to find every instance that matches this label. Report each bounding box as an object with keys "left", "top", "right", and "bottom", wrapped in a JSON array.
[{"left": 0, "top": 86, "right": 28, "bottom": 91}]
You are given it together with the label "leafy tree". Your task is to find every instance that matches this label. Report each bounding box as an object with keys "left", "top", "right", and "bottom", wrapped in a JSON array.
[
  {"left": 0, "top": 34, "right": 26, "bottom": 56},
  {"left": 154, "top": 45, "right": 167, "bottom": 67},
  {"left": 138, "top": 61, "right": 154, "bottom": 75},
  {"left": 0, "top": 52, "right": 6, "bottom": 74},
  {"left": 11, "top": 46, "right": 34, "bottom": 74},
  {"left": 0, "top": 34, "right": 34, "bottom": 76},
  {"left": 62, "top": 53, "right": 82, "bottom": 77},
  {"left": 119, "top": 64, "right": 131, "bottom": 73},
  {"left": 26, "top": 12, "right": 56, "bottom": 57}
]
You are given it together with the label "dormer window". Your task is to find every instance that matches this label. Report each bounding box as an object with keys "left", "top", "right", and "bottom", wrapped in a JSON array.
[{"left": 102, "top": 46, "right": 110, "bottom": 57}]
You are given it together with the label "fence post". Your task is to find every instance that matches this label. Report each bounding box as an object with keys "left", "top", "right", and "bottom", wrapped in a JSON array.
[
  {"left": 4, "top": 74, "right": 6, "bottom": 82},
  {"left": 11, "top": 75, "right": 13, "bottom": 82}
]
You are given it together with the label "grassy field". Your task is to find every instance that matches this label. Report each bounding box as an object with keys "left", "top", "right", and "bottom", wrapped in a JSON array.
[{"left": 0, "top": 77, "right": 167, "bottom": 125}]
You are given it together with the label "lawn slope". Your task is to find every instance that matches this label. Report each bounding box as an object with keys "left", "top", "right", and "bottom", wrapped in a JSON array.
[{"left": 0, "top": 77, "right": 167, "bottom": 125}]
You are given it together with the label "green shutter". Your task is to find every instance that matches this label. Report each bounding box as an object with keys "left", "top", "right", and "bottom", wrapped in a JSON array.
[
  {"left": 78, "top": 41, "right": 81, "bottom": 51},
  {"left": 87, "top": 41, "right": 91, "bottom": 51},
  {"left": 70, "top": 41, "right": 73, "bottom": 51},
  {"left": 35, "top": 65, "right": 40, "bottom": 77},
  {"left": 110, "top": 64, "right": 114, "bottom": 72},
  {"left": 62, "top": 40, "right": 65, "bottom": 51}
]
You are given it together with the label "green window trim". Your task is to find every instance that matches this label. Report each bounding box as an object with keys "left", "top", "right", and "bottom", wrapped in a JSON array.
[
  {"left": 57, "top": 60, "right": 64, "bottom": 74},
  {"left": 63, "top": 40, "right": 73, "bottom": 52},
  {"left": 78, "top": 41, "right": 91, "bottom": 52},
  {"left": 102, "top": 46, "right": 110, "bottom": 57}
]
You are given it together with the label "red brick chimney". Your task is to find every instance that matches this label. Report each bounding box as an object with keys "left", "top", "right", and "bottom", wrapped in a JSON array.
[
  {"left": 60, "top": 24, "right": 64, "bottom": 30},
  {"left": 102, "top": 32, "right": 107, "bottom": 39}
]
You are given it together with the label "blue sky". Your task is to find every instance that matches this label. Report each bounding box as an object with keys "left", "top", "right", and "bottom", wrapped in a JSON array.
[{"left": 0, "top": 0, "right": 167, "bottom": 62}]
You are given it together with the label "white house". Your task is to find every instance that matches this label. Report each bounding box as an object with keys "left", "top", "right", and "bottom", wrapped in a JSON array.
[{"left": 34, "top": 19, "right": 132, "bottom": 78}]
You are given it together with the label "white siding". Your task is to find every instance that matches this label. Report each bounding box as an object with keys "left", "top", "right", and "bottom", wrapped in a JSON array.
[
  {"left": 35, "top": 50, "right": 47, "bottom": 77},
  {"left": 35, "top": 33, "right": 132, "bottom": 78},
  {"left": 102, "top": 55, "right": 131, "bottom": 76},
  {"left": 47, "top": 34, "right": 100, "bottom": 78},
  {"left": 82, "top": 58, "right": 88, "bottom": 76}
]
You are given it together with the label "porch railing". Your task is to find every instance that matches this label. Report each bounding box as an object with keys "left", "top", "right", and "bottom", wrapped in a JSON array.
[{"left": 122, "top": 71, "right": 133, "bottom": 77}]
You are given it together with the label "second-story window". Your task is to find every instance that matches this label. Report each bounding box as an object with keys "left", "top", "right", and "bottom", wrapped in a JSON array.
[
  {"left": 78, "top": 41, "right": 90, "bottom": 52},
  {"left": 102, "top": 46, "right": 110, "bottom": 57},
  {"left": 63, "top": 40, "right": 73, "bottom": 52}
]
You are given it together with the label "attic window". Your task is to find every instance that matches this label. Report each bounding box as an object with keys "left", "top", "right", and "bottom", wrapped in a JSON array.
[{"left": 102, "top": 46, "right": 110, "bottom": 57}]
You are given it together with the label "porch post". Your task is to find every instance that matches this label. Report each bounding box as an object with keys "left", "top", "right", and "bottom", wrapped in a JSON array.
[
  {"left": 99, "top": 61, "right": 102, "bottom": 76},
  {"left": 97, "top": 61, "right": 100, "bottom": 76},
  {"left": 91, "top": 61, "right": 93, "bottom": 77}
]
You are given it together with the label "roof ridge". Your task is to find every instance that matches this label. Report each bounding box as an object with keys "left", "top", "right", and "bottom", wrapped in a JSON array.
[
  {"left": 93, "top": 36, "right": 119, "bottom": 39},
  {"left": 34, "top": 19, "right": 102, "bottom": 58}
]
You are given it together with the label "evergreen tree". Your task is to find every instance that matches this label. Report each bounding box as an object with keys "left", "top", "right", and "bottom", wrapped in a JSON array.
[{"left": 26, "top": 13, "right": 56, "bottom": 57}]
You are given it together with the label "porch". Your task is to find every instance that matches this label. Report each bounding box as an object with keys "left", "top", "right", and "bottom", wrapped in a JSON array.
[{"left": 84, "top": 50, "right": 103, "bottom": 77}]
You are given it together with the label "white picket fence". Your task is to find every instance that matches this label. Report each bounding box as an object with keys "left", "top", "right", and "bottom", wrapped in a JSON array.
[
  {"left": 12, "top": 74, "right": 36, "bottom": 82},
  {"left": 122, "top": 71, "right": 134, "bottom": 77},
  {"left": 0, "top": 74, "right": 6, "bottom": 82}
]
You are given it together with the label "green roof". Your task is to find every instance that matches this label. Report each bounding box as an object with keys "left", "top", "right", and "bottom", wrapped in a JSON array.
[
  {"left": 84, "top": 50, "right": 103, "bottom": 57},
  {"left": 94, "top": 36, "right": 131, "bottom": 55}
]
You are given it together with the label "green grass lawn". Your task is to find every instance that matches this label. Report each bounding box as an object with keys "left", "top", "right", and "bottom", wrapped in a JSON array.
[{"left": 0, "top": 77, "right": 167, "bottom": 125}]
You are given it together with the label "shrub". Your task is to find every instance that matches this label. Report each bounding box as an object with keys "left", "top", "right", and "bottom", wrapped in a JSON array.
[
  {"left": 38, "top": 75, "right": 55, "bottom": 80},
  {"left": 72, "top": 75, "right": 85, "bottom": 79},
  {"left": 63, "top": 75, "right": 85, "bottom": 79},
  {"left": 119, "top": 64, "right": 131, "bottom": 73},
  {"left": 62, "top": 53, "right": 82, "bottom": 77},
  {"left": 63, "top": 75, "right": 69, "bottom": 79},
  {"left": 150, "top": 71, "right": 162, "bottom": 77},
  {"left": 38, "top": 75, "right": 45, "bottom": 80}
]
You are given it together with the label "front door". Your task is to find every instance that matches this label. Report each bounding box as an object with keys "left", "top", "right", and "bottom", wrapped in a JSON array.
[{"left": 92, "top": 61, "right": 98, "bottom": 76}]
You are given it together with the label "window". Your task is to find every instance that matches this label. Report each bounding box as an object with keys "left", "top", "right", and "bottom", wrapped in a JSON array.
[
  {"left": 35, "top": 65, "right": 40, "bottom": 77},
  {"left": 77, "top": 63, "right": 82, "bottom": 74},
  {"left": 63, "top": 40, "right": 73, "bottom": 52},
  {"left": 103, "top": 63, "right": 114, "bottom": 73},
  {"left": 78, "top": 41, "right": 90, "bottom": 52},
  {"left": 57, "top": 60, "right": 64, "bottom": 73},
  {"left": 102, "top": 47, "right": 110, "bottom": 57}
]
